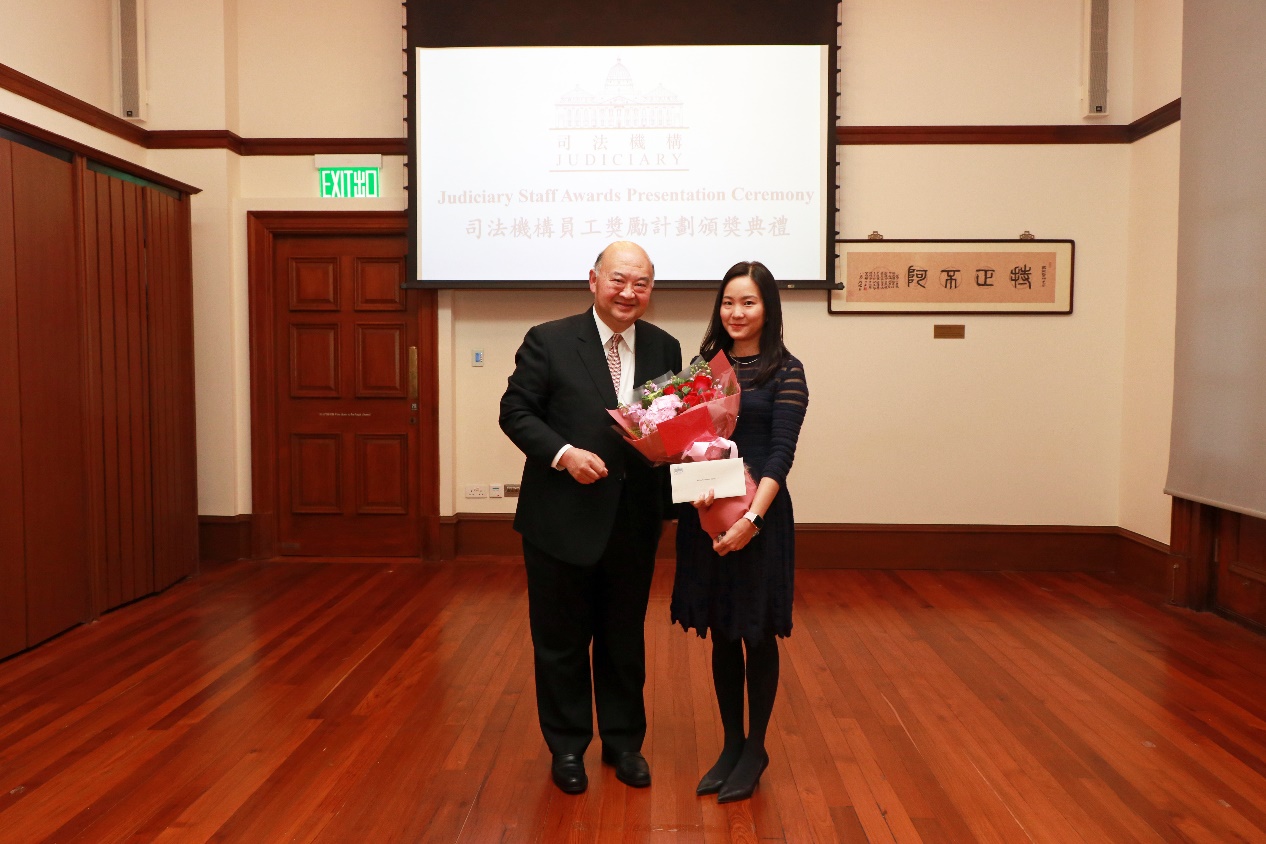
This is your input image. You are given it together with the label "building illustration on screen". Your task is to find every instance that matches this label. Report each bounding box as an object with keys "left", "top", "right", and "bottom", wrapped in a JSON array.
[{"left": 555, "top": 58, "right": 684, "bottom": 129}]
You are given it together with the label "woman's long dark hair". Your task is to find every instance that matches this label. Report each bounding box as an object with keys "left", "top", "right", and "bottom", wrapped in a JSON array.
[{"left": 699, "top": 260, "right": 789, "bottom": 387}]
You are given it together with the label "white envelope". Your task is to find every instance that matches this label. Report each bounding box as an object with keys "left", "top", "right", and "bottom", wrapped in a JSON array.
[{"left": 669, "top": 457, "right": 746, "bottom": 504}]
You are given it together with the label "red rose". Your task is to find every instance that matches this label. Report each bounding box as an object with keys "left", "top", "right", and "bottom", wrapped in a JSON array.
[
  {"left": 683, "top": 392, "right": 702, "bottom": 407},
  {"left": 663, "top": 384, "right": 677, "bottom": 395},
  {"left": 692, "top": 374, "right": 711, "bottom": 391}
]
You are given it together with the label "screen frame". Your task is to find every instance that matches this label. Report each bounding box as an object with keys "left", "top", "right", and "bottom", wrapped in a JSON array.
[{"left": 402, "top": 0, "right": 840, "bottom": 290}]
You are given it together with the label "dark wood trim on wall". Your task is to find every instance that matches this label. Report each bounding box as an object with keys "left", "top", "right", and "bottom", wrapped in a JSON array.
[
  {"left": 0, "top": 64, "right": 147, "bottom": 145},
  {"left": 1101, "top": 528, "right": 1177, "bottom": 599},
  {"left": 147, "top": 131, "right": 244, "bottom": 155},
  {"left": 838, "top": 124, "right": 1129, "bottom": 145},
  {"left": 235, "top": 138, "right": 408, "bottom": 156},
  {"left": 796, "top": 523, "right": 1115, "bottom": 570},
  {"left": 0, "top": 112, "right": 199, "bottom": 195},
  {"left": 4, "top": 63, "right": 1177, "bottom": 154},
  {"left": 1127, "top": 99, "right": 1182, "bottom": 142},
  {"left": 440, "top": 514, "right": 1173, "bottom": 588},
  {"left": 146, "top": 132, "right": 408, "bottom": 156},
  {"left": 199, "top": 515, "right": 253, "bottom": 565},
  {"left": 836, "top": 98, "right": 1182, "bottom": 146},
  {"left": 1, "top": 63, "right": 405, "bottom": 157}
]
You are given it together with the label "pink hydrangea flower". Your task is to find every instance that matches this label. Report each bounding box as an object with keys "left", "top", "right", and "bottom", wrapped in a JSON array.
[{"left": 638, "top": 393, "right": 683, "bottom": 435}]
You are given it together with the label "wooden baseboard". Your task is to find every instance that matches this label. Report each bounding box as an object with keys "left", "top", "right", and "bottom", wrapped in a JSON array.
[
  {"left": 440, "top": 515, "right": 1175, "bottom": 584},
  {"left": 1108, "top": 528, "right": 1176, "bottom": 599},
  {"left": 795, "top": 523, "right": 1116, "bottom": 570},
  {"left": 218, "top": 511, "right": 1175, "bottom": 589},
  {"left": 198, "top": 515, "right": 253, "bottom": 564}
]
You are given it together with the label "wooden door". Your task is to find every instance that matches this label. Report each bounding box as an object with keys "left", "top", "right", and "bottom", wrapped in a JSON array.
[{"left": 273, "top": 233, "right": 420, "bottom": 556}]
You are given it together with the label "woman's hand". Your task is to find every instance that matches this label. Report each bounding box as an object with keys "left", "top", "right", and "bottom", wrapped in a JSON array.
[
  {"left": 692, "top": 488, "right": 716, "bottom": 510},
  {"left": 712, "top": 515, "right": 757, "bottom": 556}
]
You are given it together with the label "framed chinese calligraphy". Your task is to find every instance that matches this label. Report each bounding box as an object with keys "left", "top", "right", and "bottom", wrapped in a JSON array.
[{"left": 828, "top": 239, "right": 1074, "bottom": 314}]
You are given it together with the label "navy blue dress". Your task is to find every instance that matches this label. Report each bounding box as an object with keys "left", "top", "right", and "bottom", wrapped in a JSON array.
[{"left": 671, "top": 354, "right": 809, "bottom": 644}]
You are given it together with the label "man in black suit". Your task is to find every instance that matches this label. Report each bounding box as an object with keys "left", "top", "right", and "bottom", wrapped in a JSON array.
[{"left": 499, "top": 241, "right": 682, "bottom": 794}]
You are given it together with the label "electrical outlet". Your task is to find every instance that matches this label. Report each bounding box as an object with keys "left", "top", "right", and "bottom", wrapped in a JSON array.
[
  {"left": 504, "top": 483, "right": 521, "bottom": 498},
  {"left": 489, "top": 483, "right": 503, "bottom": 498},
  {"left": 465, "top": 484, "right": 488, "bottom": 499}
]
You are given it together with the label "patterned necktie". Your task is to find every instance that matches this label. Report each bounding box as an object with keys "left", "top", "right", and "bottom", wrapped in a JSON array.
[{"left": 606, "top": 334, "right": 622, "bottom": 396}]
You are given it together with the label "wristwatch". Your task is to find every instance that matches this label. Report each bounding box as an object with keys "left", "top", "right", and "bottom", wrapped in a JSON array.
[{"left": 742, "top": 512, "right": 764, "bottom": 533}]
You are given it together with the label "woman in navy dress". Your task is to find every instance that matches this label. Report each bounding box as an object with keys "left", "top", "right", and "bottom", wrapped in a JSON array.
[{"left": 672, "top": 260, "right": 809, "bottom": 803}]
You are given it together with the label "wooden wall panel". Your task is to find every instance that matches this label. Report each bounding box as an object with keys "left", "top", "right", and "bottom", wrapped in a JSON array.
[
  {"left": 0, "top": 128, "right": 197, "bottom": 658},
  {"left": 122, "top": 179, "right": 153, "bottom": 601},
  {"left": 1217, "top": 511, "right": 1266, "bottom": 630},
  {"left": 84, "top": 171, "right": 155, "bottom": 609},
  {"left": 82, "top": 171, "right": 116, "bottom": 609},
  {"left": 11, "top": 143, "right": 90, "bottom": 646},
  {"left": 0, "top": 141, "right": 28, "bottom": 657},
  {"left": 146, "top": 189, "right": 199, "bottom": 591}
]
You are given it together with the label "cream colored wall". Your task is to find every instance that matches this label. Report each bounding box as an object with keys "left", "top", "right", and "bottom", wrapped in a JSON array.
[
  {"left": 456, "top": 0, "right": 1145, "bottom": 527},
  {"left": 840, "top": 0, "right": 1134, "bottom": 124},
  {"left": 0, "top": 0, "right": 1184, "bottom": 540},
  {"left": 235, "top": 0, "right": 404, "bottom": 137},
  {"left": 1118, "top": 0, "right": 1182, "bottom": 542},
  {"left": 1119, "top": 125, "right": 1179, "bottom": 541},
  {"left": 147, "top": 0, "right": 233, "bottom": 129},
  {"left": 454, "top": 142, "right": 1131, "bottom": 525},
  {"left": 819, "top": 145, "right": 1129, "bottom": 525},
  {"left": 1131, "top": 0, "right": 1184, "bottom": 118},
  {"left": 0, "top": 0, "right": 115, "bottom": 110},
  {"left": 147, "top": 0, "right": 405, "bottom": 514}
]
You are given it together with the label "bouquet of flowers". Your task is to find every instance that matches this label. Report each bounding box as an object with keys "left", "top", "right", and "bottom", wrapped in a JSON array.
[
  {"left": 607, "top": 351, "right": 741, "bottom": 465},
  {"left": 608, "top": 351, "right": 756, "bottom": 538}
]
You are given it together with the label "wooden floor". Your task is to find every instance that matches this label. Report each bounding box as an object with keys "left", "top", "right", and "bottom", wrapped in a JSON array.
[{"left": 2, "top": 562, "right": 1266, "bottom": 843}]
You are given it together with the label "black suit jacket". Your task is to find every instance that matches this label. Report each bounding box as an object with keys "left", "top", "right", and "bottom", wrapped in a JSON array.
[{"left": 500, "top": 310, "right": 683, "bottom": 566}]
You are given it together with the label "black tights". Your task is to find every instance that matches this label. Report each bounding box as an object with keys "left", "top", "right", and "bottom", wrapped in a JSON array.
[{"left": 702, "top": 632, "right": 779, "bottom": 785}]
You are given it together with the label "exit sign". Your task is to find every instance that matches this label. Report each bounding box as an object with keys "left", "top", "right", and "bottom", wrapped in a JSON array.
[{"left": 319, "top": 167, "right": 380, "bottom": 199}]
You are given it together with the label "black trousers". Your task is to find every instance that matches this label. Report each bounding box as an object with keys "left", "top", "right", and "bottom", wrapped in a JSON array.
[{"left": 522, "top": 497, "right": 658, "bottom": 756}]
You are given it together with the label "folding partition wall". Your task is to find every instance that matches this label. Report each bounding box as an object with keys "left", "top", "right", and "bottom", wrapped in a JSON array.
[{"left": 0, "top": 128, "right": 198, "bottom": 660}]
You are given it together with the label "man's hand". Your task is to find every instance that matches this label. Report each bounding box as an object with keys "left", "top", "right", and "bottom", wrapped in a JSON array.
[{"left": 558, "top": 448, "right": 609, "bottom": 484}]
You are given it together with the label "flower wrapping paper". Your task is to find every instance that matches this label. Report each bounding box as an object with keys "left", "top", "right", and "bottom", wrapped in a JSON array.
[
  {"left": 608, "top": 351, "right": 756, "bottom": 535},
  {"left": 698, "top": 468, "right": 758, "bottom": 539},
  {"left": 607, "top": 351, "right": 741, "bottom": 465}
]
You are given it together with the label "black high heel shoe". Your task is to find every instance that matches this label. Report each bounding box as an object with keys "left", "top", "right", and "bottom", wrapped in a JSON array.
[
  {"left": 716, "top": 751, "right": 769, "bottom": 803},
  {"left": 697, "top": 743, "right": 744, "bottom": 796},
  {"left": 696, "top": 769, "right": 726, "bottom": 796}
]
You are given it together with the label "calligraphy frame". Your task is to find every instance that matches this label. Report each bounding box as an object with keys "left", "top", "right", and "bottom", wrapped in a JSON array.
[{"left": 828, "top": 239, "right": 1075, "bottom": 315}]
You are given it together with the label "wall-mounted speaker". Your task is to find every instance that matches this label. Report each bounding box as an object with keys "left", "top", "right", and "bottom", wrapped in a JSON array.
[
  {"left": 114, "top": 0, "right": 148, "bottom": 121},
  {"left": 1081, "top": 0, "right": 1109, "bottom": 117}
]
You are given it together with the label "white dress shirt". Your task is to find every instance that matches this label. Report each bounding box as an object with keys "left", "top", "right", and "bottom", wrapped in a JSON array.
[{"left": 552, "top": 308, "right": 637, "bottom": 469}]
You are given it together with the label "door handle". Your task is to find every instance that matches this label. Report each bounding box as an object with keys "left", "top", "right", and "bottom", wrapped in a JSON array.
[{"left": 408, "top": 345, "right": 419, "bottom": 401}]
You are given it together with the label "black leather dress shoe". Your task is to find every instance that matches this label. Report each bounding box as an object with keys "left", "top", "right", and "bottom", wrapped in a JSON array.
[
  {"left": 551, "top": 753, "right": 587, "bottom": 794},
  {"left": 600, "top": 747, "right": 651, "bottom": 788}
]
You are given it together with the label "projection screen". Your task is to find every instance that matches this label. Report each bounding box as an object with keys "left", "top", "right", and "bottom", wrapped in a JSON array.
[{"left": 405, "top": 0, "right": 839, "bottom": 288}]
